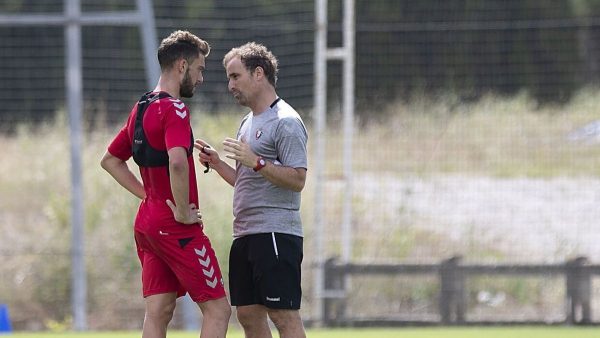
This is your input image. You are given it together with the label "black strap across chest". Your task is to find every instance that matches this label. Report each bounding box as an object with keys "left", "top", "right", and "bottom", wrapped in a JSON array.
[{"left": 132, "top": 91, "right": 194, "bottom": 168}]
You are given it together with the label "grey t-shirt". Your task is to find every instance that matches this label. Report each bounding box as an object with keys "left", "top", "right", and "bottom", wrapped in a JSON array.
[{"left": 232, "top": 99, "right": 308, "bottom": 238}]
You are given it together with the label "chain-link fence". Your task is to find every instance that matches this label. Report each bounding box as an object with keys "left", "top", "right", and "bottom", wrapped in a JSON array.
[{"left": 3, "top": 0, "right": 600, "bottom": 330}]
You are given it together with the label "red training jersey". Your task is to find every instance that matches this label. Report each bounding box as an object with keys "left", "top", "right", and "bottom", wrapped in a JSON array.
[{"left": 108, "top": 92, "right": 202, "bottom": 238}]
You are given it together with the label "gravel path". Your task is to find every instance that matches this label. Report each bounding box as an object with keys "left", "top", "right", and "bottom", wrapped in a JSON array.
[{"left": 355, "top": 174, "right": 600, "bottom": 262}]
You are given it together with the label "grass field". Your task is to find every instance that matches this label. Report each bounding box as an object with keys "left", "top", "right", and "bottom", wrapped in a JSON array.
[{"left": 8, "top": 327, "right": 600, "bottom": 338}]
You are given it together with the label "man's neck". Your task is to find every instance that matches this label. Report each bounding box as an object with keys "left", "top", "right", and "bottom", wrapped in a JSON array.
[
  {"left": 250, "top": 90, "right": 278, "bottom": 115},
  {"left": 154, "top": 75, "right": 180, "bottom": 99}
]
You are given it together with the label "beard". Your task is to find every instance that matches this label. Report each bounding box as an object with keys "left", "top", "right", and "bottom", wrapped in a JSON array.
[
  {"left": 232, "top": 91, "right": 249, "bottom": 107},
  {"left": 179, "top": 69, "right": 195, "bottom": 98}
]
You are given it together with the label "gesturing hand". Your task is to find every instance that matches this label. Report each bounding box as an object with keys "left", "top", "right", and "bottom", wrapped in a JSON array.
[
  {"left": 194, "top": 139, "right": 220, "bottom": 171},
  {"left": 223, "top": 137, "right": 258, "bottom": 169},
  {"left": 166, "top": 199, "right": 204, "bottom": 227}
]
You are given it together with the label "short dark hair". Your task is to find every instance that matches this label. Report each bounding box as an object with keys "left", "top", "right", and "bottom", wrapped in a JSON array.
[
  {"left": 223, "top": 42, "right": 278, "bottom": 87},
  {"left": 158, "top": 30, "right": 210, "bottom": 70}
]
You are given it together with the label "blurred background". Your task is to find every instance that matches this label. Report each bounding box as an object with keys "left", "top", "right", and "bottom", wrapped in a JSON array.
[{"left": 3, "top": 0, "right": 600, "bottom": 332}]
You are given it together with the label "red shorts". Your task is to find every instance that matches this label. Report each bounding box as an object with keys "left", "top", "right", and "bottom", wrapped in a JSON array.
[{"left": 134, "top": 229, "right": 226, "bottom": 303}]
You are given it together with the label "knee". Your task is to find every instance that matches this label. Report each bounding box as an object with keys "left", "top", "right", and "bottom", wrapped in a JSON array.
[
  {"left": 214, "top": 301, "right": 232, "bottom": 323},
  {"left": 235, "top": 308, "right": 253, "bottom": 326},
  {"left": 268, "top": 310, "right": 304, "bottom": 334},
  {"left": 268, "top": 313, "right": 288, "bottom": 332},
  {"left": 145, "top": 301, "right": 176, "bottom": 325},
  {"left": 201, "top": 299, "right": 231, "bottom": 325},
  {"left": 236, "top": 307, "right": 262, "bottom": 328}
]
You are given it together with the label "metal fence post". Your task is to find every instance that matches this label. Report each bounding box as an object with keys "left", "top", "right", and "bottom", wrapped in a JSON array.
[
  {"left": 323, "top": 257, "right": 346, "bottom": 326},
  {"left": 440, "top": 256, "right": 466, "bottom": 324},
  {"left": 566, "top": 256, "right": 591, "bottom": 324}
]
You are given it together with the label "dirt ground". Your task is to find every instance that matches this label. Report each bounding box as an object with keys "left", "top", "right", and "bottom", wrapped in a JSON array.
[{"left": 355, "top": 173, "right": 600, "bottom": 262}]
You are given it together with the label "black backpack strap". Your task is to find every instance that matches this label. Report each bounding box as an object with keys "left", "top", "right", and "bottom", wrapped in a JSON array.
[
  {"left": 132, "top": 92, "right": 173, "bottom": 167},
  {"left": 135, "top": 91, "right": 171, "bottom": 127}
]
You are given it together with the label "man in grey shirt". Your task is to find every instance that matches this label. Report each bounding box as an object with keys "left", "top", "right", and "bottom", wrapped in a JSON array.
[{"left": 195, "top": 42, "right": 307, "bottom": 338}]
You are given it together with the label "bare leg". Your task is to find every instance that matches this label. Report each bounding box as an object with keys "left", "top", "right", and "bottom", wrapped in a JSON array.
[
  {"left": 142, "top": 292, "right": 177, "bottom": 338},
  {"left": 236, "top": 305, "right": 273, "bottom": 338},
  {"left": 268, "top": 309, "right": 306, "bottom": 338},
  {"left": 197, "top": 297, "right": 231, "bottom": 338}
]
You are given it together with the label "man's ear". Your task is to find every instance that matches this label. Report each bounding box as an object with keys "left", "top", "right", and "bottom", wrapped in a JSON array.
[
  {"left": 254, "top": 66, "right": 265, "bottom": 80},
  {"left": 177, "top": 58, "right": 188, "bottom": 74}
]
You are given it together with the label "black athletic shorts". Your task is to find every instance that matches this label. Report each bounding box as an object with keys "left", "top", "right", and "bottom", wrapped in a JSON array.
[{"left": 229, "top": 232, "right": 303, "bottom": 309}]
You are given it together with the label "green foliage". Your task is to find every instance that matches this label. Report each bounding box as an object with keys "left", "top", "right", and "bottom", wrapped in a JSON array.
[{"left": 4, "top": 1, "right": 600, "bottom": 123}]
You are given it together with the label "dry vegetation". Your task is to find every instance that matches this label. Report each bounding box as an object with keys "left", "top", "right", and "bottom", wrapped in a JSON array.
[{"left": 2, "top": 90, "right": 600, "bottom": 329}]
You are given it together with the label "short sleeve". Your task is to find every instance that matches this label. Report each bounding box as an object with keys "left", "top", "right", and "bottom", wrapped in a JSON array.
[
  {"left": 107, "top": 118, "right": 133, "bottom": 161},
  {"left": 275, "top": 117, "right": 308, "bottom": 169},
  {"left": 162, "top": 98, "right": 192, "bottom": 150}
]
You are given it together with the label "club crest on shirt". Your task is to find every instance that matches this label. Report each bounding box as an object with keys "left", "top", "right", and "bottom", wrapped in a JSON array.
[{"left": 255, "top": 129, "right": 263, "bottom": 139}]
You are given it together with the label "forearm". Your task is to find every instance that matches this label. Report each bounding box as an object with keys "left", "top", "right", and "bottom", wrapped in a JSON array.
[
  {"left": 101, "top": 152, "right": 145, "bottom": 199},
  {"left": 259, "top": 162, "right": 306, "bottom": 192},
  {"left": 220, "top": 137, "right": 305, "bottom": 190},
  {"left": 212, "top": 159, "right": 236, "bottom": 187},
  {"left": 169, "top": 159, "right": 190, "bottom": 215}
]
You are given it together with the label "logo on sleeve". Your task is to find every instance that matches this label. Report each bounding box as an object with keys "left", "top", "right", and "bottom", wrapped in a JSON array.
[
  {"left": 171, "top": 101, "right": 187, "bottom": 119},
  {"left": 175, "top": 109, "right": 187, "bottom": 119}
]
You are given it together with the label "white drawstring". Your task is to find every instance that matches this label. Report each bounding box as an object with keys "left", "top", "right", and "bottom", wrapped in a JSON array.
[{"left": 271, "top": 232, "right": 279, "bottom": 260}]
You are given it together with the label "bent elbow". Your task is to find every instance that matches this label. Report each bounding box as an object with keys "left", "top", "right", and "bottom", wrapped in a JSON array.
[
  {"left": 168, "top": 147, "right": 189, "bottom": 173},
  {"left": 293, "top": 179, "right": 305, "bottom": 192},
  {"left": 169, "top": 157, "right": 188, "bottom": 173},
  {"left": 100, "top": 153, "right": 112, "bottom": 171},
  {"left": 293, "top": 168, "right": 307, "bottom": 192}
]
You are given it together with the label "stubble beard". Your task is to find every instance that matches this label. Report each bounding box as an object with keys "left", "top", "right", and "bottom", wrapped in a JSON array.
[
  {"left": 180, "top": 69, "right": 195, "bottom": 98},
  {"left": 232, "top": 90, "right": 249, "bottom": 107}
]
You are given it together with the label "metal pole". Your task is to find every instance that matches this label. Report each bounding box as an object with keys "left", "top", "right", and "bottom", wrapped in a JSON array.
[
  {"left": 1, "top": 2, "right": 158, "bottom": 332},
  {"left": 340, "top": 0, "right": 355, "bottom": 264},
  {"left": 312, "top": 0, "right": 328, "bottom": 326},
  {"left": 65, "top": 0, "right": 87, "bottom": 331},
  {"left": 137, "top": 0, "right": 160, "bottom": 88}
]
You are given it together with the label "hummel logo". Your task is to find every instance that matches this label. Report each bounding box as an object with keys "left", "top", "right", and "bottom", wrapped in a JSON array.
[
  {"left": 194, "top": 246, "right": 218, "bottom": 288},
  {"left": 194, "top": 247, "right": 206, "bottom": 256},
  {"left": 173, "top": 102, "right": 185, "bottom": 110},
  {"left": 198, "top": 256, "right": 211, "bottom": 268},
  {"left": 169, "top": 98, "right": 181, "bottom": 103},
  {"left": 175, "top": 109, "right": 187, "bottom": 119},
  {"left": 159, "top": 231, "right": 169, "bottom": 236},
  {"left": 206, "top": 277, "right": 218, "bottom": 288},
  {"left": 203, "top": 266, "right": 214, "bottom": 278},
  {"left": 266, "top": 297, "right": 280, "bottom": 302}
]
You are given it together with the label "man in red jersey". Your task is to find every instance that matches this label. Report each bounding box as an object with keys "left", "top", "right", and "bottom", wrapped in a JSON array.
[{"left": 100, "top": 30, "right": 230, "bottom": 338}]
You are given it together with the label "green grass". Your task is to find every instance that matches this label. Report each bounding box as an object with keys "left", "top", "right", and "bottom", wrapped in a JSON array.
[{"left": 8, "top": 327, "right": 600, "bottom": 338}]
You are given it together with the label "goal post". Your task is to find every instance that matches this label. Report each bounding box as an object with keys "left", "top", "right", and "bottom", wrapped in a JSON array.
[
  {"left": 0, "top": 0, "right": 159, "bottom": 330},
  {"left": 313, "top": 0, "right": 355, "bottom": 326}
]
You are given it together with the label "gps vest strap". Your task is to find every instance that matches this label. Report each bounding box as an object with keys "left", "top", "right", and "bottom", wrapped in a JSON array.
[{"left": 132, "top": 91, "right": 194, "bottom": 168}]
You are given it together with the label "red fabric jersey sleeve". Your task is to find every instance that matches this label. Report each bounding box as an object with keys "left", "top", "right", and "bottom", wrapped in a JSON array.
[
  {"left": 161, "top": 98, "right": 192, "bottom": 151},
  {"left": 107, "top": 105, "right": 136, "bottom": 160}
]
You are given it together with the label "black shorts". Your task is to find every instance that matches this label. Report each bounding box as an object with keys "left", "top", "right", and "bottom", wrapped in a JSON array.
[{"left": 229, "top": 232, "right": 303, "bottom": 309}]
